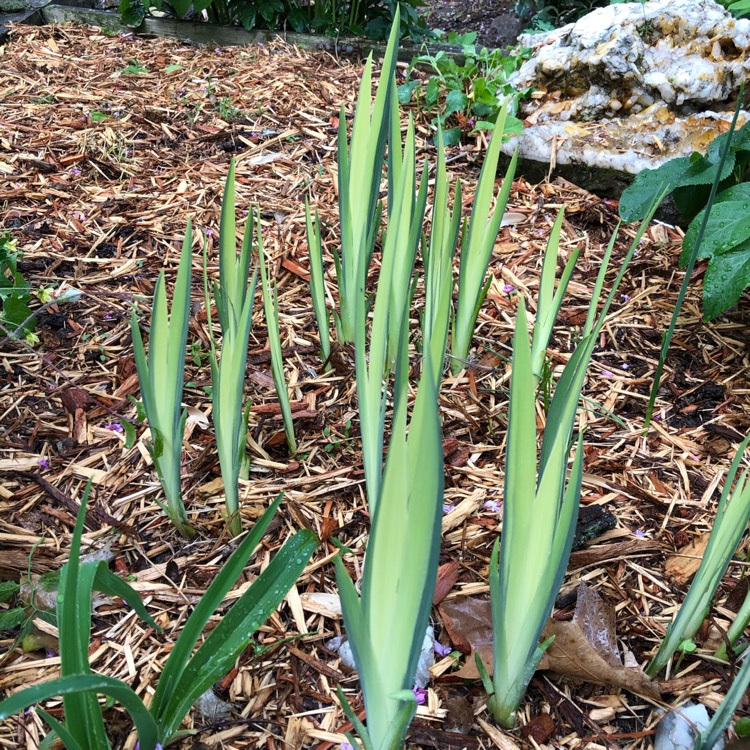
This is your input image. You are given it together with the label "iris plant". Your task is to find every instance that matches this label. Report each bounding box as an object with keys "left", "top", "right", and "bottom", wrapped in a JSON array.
[
  {"left": 258, "top": 219, "right": 297, "bottom": 454},
  {"left": 205, "top": 159, "right": 258, "bottom": 535},
  {"left": 131, "top": 226, "right": 195, "bottom": 538},
  {"left": 450, "top": 103, "right": 518, "bottom": 374},
  {"left": 479, "top": 200, "right": 664, "bottom": 727}
]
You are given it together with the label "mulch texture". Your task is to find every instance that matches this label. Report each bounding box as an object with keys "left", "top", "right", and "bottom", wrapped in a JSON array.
[{"left": 1, "top": 20, "right": 749, "bottom": 750}]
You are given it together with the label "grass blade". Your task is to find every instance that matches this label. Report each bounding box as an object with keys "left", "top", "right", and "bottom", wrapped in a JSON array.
[
  {"left": 150, "top": 493, "right": 284, "bottom": 723},
  {"left": 0, "top": 675, "right": 158, "bottom": 750},
  {"left": 157, "top": 528, "right": 317, "bottom": 740}
]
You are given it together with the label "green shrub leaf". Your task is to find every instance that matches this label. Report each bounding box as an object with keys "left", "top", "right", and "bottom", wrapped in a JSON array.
[
  {"left": 680, "top": 200, "right": 750, "bottom": 265},
  {"left": 618, "top": 155, "right": 692, "bottom": 222},
  {"left": 702, "top": 241, "right": 750, "bottom": 320}
]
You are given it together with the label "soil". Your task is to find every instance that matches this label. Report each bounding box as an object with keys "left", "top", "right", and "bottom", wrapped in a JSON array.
[{"left": 420, "top": 0, "right": 526, "bottom": 50}]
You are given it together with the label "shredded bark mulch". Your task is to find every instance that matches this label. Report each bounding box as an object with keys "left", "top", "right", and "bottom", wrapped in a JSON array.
[{"left": 1, "top": 21, "right": 749, "bottom": 750}]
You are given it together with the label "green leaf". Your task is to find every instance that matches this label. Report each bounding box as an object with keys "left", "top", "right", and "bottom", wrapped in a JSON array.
[
  {"left": 397, "top": 80, "right": 420, "bottom": 105},
  {"left": 121, "top": 420, "right": 137, "bottom": 449},
  {"left": 442, "top": 127, "right": 462, "bottom": 146},
  {"left": 92, "top": 564, "right": 161, "bottom": 632},
  {"left": 155, "top": 528, "right": 317, "bottom": 742},
  {"left": 3, "top": 293, "right": 34, "bottom": 333},
  {"left": 702, "top": 241, "right": 750, "bottom": 320},
  {"left": 444, "top": 89, "right": 468, "bottom": 115},
  {"left": 680, "top": 200, "right": 750, "bottom": 265},
  {"left": 425, "top": 76, "right": 440, "bottom": 106},
  {"left": 118, "top": 0, "right": 145, "bottom": 26},
  {"left": 0, "top": 675, "right": 158, "bottom": 750},
  {"left": 150, "top": 494, "right": 285, "bottom": 723},
  {"left": 618, "top": 155, "right": 692, "bottom": 222},
  {"left": 0, "top": 581, "right": 19, "bottom": 604},
  {"left": 0, "top": 607, "right": 26, "bottom": 631}
]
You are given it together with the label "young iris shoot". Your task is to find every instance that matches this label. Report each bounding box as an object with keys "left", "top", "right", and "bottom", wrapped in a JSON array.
[
  {"left": 529, "top": 208, "right": 580, "bottom": 387},
  {"left": 355, "top": 114, "right": 425, "bottom": 509},
  {"left": 205, "top": 159, "right": 258, "bottom": 536},
  {"left": 480, "top": 200, "right": 664, "bottom": 728},
  {"left": 258, "top": 219, "right": 297, "bottom": 454},
  {"left": 0, "top": 489, "right": 318, "bottom": 750},
  {"left": 422, "top": 127, "right": 462, "bottom": 386},
  {"left": 131, "top": 225, "right": 195, "bottom": 539},
  {"left": 335, "top": 357, "right": 444, "bottom": 750},
  {"left": 334, "top": 11, "right": 399, "bottom": 344},
  {"left": 648, "top": 434, "right": 750, "bottom": 675},
  {"left": 451, "top": 103, "right": 519, "bottom": 374},
  {"left": 305, "top": 199, "right": 331, "bottom": 370}
]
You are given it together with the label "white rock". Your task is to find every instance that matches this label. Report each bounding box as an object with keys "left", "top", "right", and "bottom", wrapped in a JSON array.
[
  {"left": 654, "top": 702, "right": 726, "bottom": 750},
  {"left": 503, "top": 0, "right": 750, "bottom": 176},
  {"left": 327, "top": 626, "right": 436, "bottom": 689}
]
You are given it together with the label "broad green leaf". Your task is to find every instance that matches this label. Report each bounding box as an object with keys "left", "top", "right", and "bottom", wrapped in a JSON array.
[
  {"left": 618, "top": 155, "right": 692, "bottom": 222},
  {"left": 444, "top": 89, "right": 468, "bottom": 116},
  {"left": 0, "top": 581, "right": 19, "bottom": 604},
  {"left": 442, "top": 127, "right": 462, "bottom": 146},
  {"left": 702, "top": 240, "right": 750, "bottom": 320},
  {"left": 0, "top": 608, "right": 25, "bottom": 631},
  {"left": 680, "top": 200, "right": 750, "bottom": 264},
  {"left": 675, "top": 151, "right": 736, "bottom": 187},
  {"left": 3, "top": 293, "right": 34, "bottom": 332}
]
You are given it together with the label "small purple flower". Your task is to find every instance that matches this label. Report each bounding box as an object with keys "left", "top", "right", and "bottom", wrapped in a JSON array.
[
  {"left": 601, "top": 370, "right": 613, "bottom": 378},
  {"left": 69, "top": 167, "right": 81, "bottom": 177},
  {"left": 502, "top": 283, "right": 514, "bottom": 294},
  {"left": 45, "top": 648, "right": 58, "bottom": 657},
  {"left": 205, "top": 228, "right": 215, "bottom": 237},
  {"left": 412, "top": 687, "right": 427, "bottom": 705},
  {"left": 104, "top": 422, "right": 124, "bottom": 433},
  {"left": 341, "top": 743, "right": 355, "bottom": 750},
  {"left": 483, "top": 499, "right": 502, "bottom": 513},
  {"left": 434, "top": 640, "right": 452, "bottom": 657},
  {"left": 633, "top": 529, "right": 646, "bottom": 538},
  {"left": 38, "top": 458, "right": 50, "bottom": 470},
  {"left": 620, "top": 293, "right": 630, "bottom": 302},
  {"left": 621, "top": 363, "right": 629, "bottom": 370},
  {"left": 443, "top": 503, "right": 456, "bottom": 514}
]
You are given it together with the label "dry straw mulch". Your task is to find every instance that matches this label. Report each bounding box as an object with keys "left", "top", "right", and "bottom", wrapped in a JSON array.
[{"left": 1, "top": 20, "right": 749, "bottom": 750}]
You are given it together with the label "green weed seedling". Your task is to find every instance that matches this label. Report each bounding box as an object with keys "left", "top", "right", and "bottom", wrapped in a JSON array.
[
  {"left": 0, "top": 486, "right": 317, "bottom": 750},
  {"left": 398, "top": 33, "right": 529, "bottom": 146},
  {"left": 0, "top": 231, "right": 36, "bottom": 342}
]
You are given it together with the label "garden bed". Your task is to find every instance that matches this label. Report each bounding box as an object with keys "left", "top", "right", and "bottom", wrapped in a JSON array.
[{"left": 0, "top": 20, "right": 749, "bottom": 750}]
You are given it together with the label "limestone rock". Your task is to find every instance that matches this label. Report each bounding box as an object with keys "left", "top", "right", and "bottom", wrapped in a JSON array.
[{"left": 503, "top": 0, "right": 750, "bottom": 186}]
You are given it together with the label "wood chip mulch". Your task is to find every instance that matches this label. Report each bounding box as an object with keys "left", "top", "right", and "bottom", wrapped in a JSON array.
[{"left": 1, "top": 20, "right": 749, "bottom": 750}]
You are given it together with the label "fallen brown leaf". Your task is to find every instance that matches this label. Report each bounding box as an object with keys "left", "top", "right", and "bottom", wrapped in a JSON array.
[{"left": 540, "top": 583, "right": 660, "bottom": 701}]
